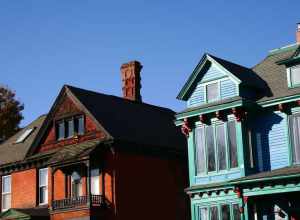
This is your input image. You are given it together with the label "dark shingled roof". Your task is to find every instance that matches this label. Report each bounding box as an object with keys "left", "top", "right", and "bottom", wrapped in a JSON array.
[
  {"left": 253, "top": 44, "right": 300, "bottom": 102},
  {"left": 67, "top": 85, "right": 185, "bottom": 151},
  {"left": 209, "top": 54, "right": 267, "bottom": 90},
  {"left": 0, "top": 115, "right": 46, "bottom": 166}
]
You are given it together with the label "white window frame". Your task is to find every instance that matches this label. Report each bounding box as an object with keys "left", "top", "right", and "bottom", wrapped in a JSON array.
[
  {"left": 201, "top": 80, "right": 221, "bottom": 103},
  {"left": 1, "top": 175, "right": 11, "bottom": 211},
  {"left": 39, "top": 168, "right": 48, "bottom": 205}
]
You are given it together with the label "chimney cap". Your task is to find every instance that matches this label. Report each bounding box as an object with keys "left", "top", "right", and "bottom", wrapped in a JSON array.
[
  {"left": 120, "top": 60, "right": 142, "bottom": 69},
  {"left": 297, "top": 22, "right": 300, "bottom": 30}
]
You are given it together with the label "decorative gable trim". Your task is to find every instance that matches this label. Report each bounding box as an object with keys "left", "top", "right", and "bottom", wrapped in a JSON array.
[
  {"left": 177, "top": 54, "right": 241, "bottom": 101},
  {"left": 27, "top": 85, "right": 113, "bottom": 156}
]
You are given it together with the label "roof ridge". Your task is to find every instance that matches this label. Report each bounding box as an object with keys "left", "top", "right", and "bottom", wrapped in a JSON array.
[{"left": 65, "top": 84, "right": 175, "bottom": 114}]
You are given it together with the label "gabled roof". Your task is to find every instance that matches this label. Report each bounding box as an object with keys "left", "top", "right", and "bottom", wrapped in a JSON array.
[
  {"left": 67, "top": 85, "right": 185, "bottom": 151},
  {"left": 0, "top": 114, "right": 46, "bottom": 166},
  {"left": 177, "top": 53, "right": 266, "bottom": 100},
  {"left": 28, "top": 85, "right": 185, "bottom": 156}
]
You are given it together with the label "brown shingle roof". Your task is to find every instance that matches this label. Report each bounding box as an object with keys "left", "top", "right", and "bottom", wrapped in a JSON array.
[{"left": 0, "top": 115, "right": 46, "bottom": 166}]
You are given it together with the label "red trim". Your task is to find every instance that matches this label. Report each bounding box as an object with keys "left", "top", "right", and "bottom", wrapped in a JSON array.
[{"left": 181, "top": 118, "right": 192, "bottom": 137}]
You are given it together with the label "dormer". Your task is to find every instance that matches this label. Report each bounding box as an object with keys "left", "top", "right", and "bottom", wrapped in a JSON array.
[{"left": 177, "top": 54, "right": 265, "bottom": 108}]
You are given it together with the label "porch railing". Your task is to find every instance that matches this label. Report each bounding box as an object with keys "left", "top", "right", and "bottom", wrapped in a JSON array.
[{"left": 52, "top": 195, "right": 105, "bottom": 211}]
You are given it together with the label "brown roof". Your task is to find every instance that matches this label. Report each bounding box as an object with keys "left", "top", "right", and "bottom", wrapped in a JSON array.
[{"left": 0, "top": 115, "right": 46, "bottom": 166}]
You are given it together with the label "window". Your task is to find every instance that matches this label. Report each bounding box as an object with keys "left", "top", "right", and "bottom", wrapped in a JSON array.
[
  {"left": 56, "top": 115, "right": 85, "bottom": 140},
  {"left": 198, "top": 204, "right": 240, "bottom": 220},
  {"left": 194, "top": 121, "right": 238, "bottom": 175},
  {"left": 91, "top": 169, "right": 100, "bottom": 195},
  {"left": 206, "top": 82, "right": 219, "bottom": 102},
  {"left": 71, "top": 171, "right": 82, "bottom": 197},
  {"left": 290, "top": 65, "right": 300, "bottom": 87},
  {"left": 57, "top": 121, "right": 65, "bottom": 140},
  {"left": 15, "top": 128, "right": 35, "bottom": 144},
  {"left": 228, "top": 121, "right": 238, "bottom": 168},
  {"left": 210, "top": 206, "right": 218, "bottom": 220},
  {"left": 199, "top": 207, "right": 208, "bottom": 220},
  {"left": 39, "top": 168, "right": 48, "bottom": 204},
  {"left": 290, "top": 114, "right": 300, "bottom": 164},
  {"left": 195, "top": 127, "right": 206, "bottom": 174},
  {"left": 217, "top": 124, "right": 226, "bottom": 171},
  {"left": 2, "top": 175, "right": 11, "bottom": 211},
  {"left": 206, "top": 126, "right": 216, "bottom": 172}
]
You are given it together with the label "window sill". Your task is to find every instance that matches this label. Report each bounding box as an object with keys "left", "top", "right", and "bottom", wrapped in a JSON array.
[{"left": 195, "top": 167, "right": 240, "bottom": 178}]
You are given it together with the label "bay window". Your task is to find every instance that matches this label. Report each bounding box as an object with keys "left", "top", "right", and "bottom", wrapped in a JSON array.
[
  {"left": 1, "top": 175, "right": 11, "bottom": 211},
  {"left": 198, "top": 204, "right": 241, "bottom": 220},
  {"left": 195, "top": 120, "right": 238, "bottom": 175},
  {"left": 39, "top": 168, "right": 48, "bottom": 205}
]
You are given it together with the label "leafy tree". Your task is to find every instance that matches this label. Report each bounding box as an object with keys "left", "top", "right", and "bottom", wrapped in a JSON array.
[{"left": 0, "top": 86, "right": 24, "bottom": 141}]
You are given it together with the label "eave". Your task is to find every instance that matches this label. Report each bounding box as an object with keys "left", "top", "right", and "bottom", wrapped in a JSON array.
[{"left": 175, "top": 98, "right": 252, "bottom": 121}]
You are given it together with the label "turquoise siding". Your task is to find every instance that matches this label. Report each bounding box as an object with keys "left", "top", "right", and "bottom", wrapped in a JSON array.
[
  {"left": 187, "top": 84, "right": 205, "bottom": 107},
  {"left": 187, "top": 62, "right": 238, "bottom": 108},
  {"left": 201, "top": 63, "right": 225, "bottom": 82},
  {"left": 251, "top": 112, "right": 289, "bottom": 171},
  {"left": 220, "top": 79, "right": 237, "bottom": 99},
  {"left": 194, "top": 170, "right": 241, "bottom": 184}
]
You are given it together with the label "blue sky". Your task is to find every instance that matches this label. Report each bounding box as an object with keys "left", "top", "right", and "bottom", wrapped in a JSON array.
[{"left": 1, "top": 0, "right": 300, "bottom": 126}]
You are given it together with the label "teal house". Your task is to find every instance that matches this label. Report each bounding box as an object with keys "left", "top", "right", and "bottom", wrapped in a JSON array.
[{"left": 176, "top": 24, "right": 300, "bottom": 220}]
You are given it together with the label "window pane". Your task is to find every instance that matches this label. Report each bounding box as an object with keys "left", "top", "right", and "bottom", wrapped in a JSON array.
[
  {"left": 233, "top": 204, "right": 241, "bottom": 220},
  {"left": 77, "top": 116, "right": 85, "bottom": 135},
  {"left": 211, "top": 206, "right": 219, "bottom": 220},
  {"left": 2, "top": 176, "right": 11, "bottom": 193},
  {"left": 39, "top": 168, "right": 48, "bottom": 186},
  {"left": 91, "top": 169, "right": 100, "bottom": 195},
  {"left": 206, "top": 126, "right": 216, "bottom": 172},
  {"left": 291, "top": 66, "right": 300, "bottom": 86},
  {"left": 39, "top": 186, "right": 48, "bottom": 204},
  {"left": 228, "top": 121, "right": 238, "bottom": 168},
  {"left": 217, "top": 124, "right": 227, "bottom": 170},
  {"left": 195, "top": 127, "right": 206, "bottom": 174},
  {"left": 57, "top": 121, "right": 65, "bottom": 139},
  {"left": 2, "top": 194, "right": 11, "bottom": 210},
  {"left": 222, "top": 204, "right": 230, "bottom": 220},
  {"left": 66, "top": 120, "right": 74, "bottom": 138},
  {"left": 199, "top": 207, "right": 208, "bottom": 220},
  {"left": 206, "top": 83, "right": 219, "bottom": 102},
  {"left": 292, "top": 115, "right": 300, "bottom": 163}
]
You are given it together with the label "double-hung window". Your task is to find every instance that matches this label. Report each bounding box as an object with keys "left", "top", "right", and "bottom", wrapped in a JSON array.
[
  {"left": 71, "top": 171, "right": 82, "bottom": 197},
  {"left": 195, "top": 121, "right": 238, "bottom": 175},
  {"left": 2, "top": 175, "right": 11, "bottom": 211},
  {"left": 39, "top": 168, "right": 48, "bottom": 205},
  {"left": 290, "top": 114, "right": 300, "bottom": 164}
]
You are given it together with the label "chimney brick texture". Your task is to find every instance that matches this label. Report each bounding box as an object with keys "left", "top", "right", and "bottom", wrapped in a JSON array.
[{"left": 120, "top": 61, "right": 142, "bottom": 102}]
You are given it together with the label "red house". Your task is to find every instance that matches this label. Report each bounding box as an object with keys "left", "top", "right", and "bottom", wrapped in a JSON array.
[{"left": 0, "top": 61, "right": 189, "bottom": 220}]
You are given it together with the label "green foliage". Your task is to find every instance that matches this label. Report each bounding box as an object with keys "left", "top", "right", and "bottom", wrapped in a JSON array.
[{"left": 0, "top": 86, "right": 24, "bottom": 141}]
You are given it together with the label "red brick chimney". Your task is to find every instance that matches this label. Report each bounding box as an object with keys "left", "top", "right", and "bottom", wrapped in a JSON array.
[
  {"left": 297, "top": 23, "right": 300, "bottom": 44},
  {"left": 120, "top": 61, "right": 143, "bottom": 102}
]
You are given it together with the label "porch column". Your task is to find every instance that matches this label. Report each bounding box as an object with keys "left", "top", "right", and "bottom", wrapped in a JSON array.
[{"left": 86, "top": 161, "right": 91, "bottom": 207}]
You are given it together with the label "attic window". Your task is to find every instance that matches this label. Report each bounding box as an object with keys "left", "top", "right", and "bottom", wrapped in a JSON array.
[
  {"left": 206, "top": 82, "right": 219, "bottom": 102},
  {"left": 288, "top": 65, "right": 300, "bottom": 88},
  {"left": 56, "top": 115, "right": 85, "bottom": 140},
  {"left": 15, "top": 128, "right": 35, "bottom": 144}
]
